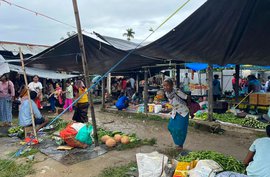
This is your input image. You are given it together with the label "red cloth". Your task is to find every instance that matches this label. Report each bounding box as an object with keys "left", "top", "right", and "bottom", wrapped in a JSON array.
[
  {"left": 35, "top": 98, "right": 42, "bottom": 109},
  {"left": 60, "top": 124, "right": 87, "bottom": 148},
  {"left": 122, "top": 80, "right": 127, "bottom": 90}
]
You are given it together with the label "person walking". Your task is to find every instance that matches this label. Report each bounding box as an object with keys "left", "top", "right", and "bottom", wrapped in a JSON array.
[
  {"left": 163, "top": 78, "right": 190, "bottom": 151},
  {"left": 0, "top": 73, "right": 15, "bottom": 126}
]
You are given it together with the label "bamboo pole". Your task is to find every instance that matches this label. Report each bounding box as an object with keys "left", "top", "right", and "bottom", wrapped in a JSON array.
[
  {"left": 144, "top": 68, "right": 149, "bottom": 113},
  {"left": 72, "top": 0, "right": 99, "bottom": 146},
  {"left": 207, "top": 65, "right": 213, "bottom": 121},
  {"left": 19, "top": 48, "right": 38, "bottom": 139},
  {"left": 102, "top": 78, "right": 106, "bottom": 109}
]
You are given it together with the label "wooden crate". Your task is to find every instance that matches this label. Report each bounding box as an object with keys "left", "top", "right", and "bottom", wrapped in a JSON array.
[
  {"left": 249, "top": 93, "right": 258, "bottom": 105},
  {"left": 258, "top": 94, "right": 270, "bottom": 106}
]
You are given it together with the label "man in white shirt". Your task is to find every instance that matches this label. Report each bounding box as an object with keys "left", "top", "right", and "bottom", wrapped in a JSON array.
[
  {"left": 182, "top": 73, "right": 190, "bottom": 92},
  {"left": 28, "top": 75, "right": 43, "bottom": 109}
]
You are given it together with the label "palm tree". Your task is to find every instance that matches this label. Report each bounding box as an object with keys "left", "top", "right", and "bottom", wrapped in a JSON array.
[{"left": 123, "top": 28, "right": 135, "bottom": 41}]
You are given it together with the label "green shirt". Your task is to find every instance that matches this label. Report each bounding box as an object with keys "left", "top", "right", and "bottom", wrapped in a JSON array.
[{"left": 66, "top": 85, "right": 73, "bottom": 99}]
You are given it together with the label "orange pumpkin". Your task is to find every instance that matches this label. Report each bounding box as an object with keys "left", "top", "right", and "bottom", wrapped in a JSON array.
[
  {"left": 121, "top": 136, "right": 130, "bottom": 144},
  {"left": 101, "top": 135, "right": 111, "bottom": 143},
  {"left": 114, "top": 134, "right": 122, "bottom": 143},
  {"left": 106, "top": 138, "right": 116, "bottom": 147}
]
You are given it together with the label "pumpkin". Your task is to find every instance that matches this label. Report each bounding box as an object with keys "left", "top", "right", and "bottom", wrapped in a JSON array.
[
  {"left": 121, "top": 136, "right": 130, "bottom": 144},
  {"left": 105, "top": 138, "right": 116, "bottom": 147},
  {"left": 101, "top": 135, "right": 111, "bottom": 143},
  {"left": 114, "top": 134, "right": 122, "bottom": 143}
]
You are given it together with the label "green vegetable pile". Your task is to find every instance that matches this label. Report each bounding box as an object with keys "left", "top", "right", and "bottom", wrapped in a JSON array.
[
  {"left": 195, "top": 112, "right": 208, "bottom": 120},
  {"left": 242, "top": 118, "right": 267, "bottom": 129},
  {"left": 196, "top": 113, "right": 269, "bottom": 129},
  {"left": 178, "top": 151, "right": 245, "bottom": 173},
  {"left": 213, "top": 113, "right": 244, "bottom": 125},
  {"left": 8, "top": 126, "right": 23, "bottom": 134},
  {"left": 97, "top": 128, "right": 156, "bottom": 150}
]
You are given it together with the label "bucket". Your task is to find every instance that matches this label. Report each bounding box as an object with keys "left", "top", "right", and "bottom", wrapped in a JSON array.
[
  {"left": 148, "top": 104, "right": 155, "bottom": 113},
  {"left": 154, "top": 105, "right": 162, "bottom": 113}
]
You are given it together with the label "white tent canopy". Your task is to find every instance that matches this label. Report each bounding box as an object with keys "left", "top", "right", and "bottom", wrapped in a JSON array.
[{"left": 0, "top": 56, "right": 78, "bottom": 79}]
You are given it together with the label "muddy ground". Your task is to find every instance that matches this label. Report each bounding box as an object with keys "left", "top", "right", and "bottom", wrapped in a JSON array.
[{"left": 0, "top": 106, "right": 259, "bottom": 177}]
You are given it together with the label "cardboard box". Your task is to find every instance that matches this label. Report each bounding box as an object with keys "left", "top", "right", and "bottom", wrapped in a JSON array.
[
  {"left": 249, "top": 93, "right": 258, "bottom": 105},
  {"left": 258, "top": 94, "right": 270, "bottom": 106}
]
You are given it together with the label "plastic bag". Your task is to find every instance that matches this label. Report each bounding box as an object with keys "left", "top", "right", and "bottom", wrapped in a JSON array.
[
  {"left": 60, "top": 124, "right": 87, "bottom": 148},
  {"left": 75, "top": 124, "right": 93, "bottom": 145},
  {"left": 188, "top": 160, "right": 223, "bottom": 177},
  {"left": 136, "top": 151, "right": 168, "bottom": 177}
]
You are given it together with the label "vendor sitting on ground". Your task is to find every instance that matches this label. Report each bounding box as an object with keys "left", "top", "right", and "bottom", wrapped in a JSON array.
[
  {"left": 115, "top": 92, "right": 129, "bottom": 110},
  {"left": 19, "top": 90, "right": 49, "bottom": 131},
  {"left": 131, "top": 92, "right": 140, "bottom": 105},
  {"left": 243, "top": 125, "right": 270, "bottom": 177}
]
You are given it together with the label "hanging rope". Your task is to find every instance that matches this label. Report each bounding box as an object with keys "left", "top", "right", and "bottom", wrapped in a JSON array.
[{"left": 0, "top": 0, "right": 93, "bottom": 35}]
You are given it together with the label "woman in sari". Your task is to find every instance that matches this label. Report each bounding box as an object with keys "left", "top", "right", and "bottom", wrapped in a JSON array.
[
  {"left": 163, "top": 78, "right": 190, "bottom": 151},
  {"left": 72, "top": 80, "right": 89, "bottom": 123}
]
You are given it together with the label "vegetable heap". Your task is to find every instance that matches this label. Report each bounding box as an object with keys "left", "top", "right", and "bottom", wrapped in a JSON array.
[
  {"left": 97, "top": 128, "right": 156, "bottom": 150},
  {"left": 178, "top": 151, "right": 245, "bottom": 173},
  {"left": 242, "top": 118, "right": 267, "bottom": 129},
  {"left": 8, "top": 126, "right": 23, "bottom": 134},
  {"left": 195, "top": 113, "right": 269, "bottom": 129}
]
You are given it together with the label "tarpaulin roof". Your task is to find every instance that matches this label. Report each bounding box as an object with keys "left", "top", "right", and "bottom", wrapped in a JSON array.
[
  {"left": 27, "top": 34, "right": 165, "bottom": 74},
  {"left": 137, "top": 0, "right": 270, "bottom": 66},
  {"left": 0, "top": 56, "right": 78, "bottom": 79},
  {"left": 94, "top": 33, "right": 142, "bottom": 50},
  {"left": 185, "top": 62, "right": 270, "bottom": 71}
]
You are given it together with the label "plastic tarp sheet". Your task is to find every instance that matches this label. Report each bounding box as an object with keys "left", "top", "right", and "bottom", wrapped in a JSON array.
[
  {"left": 185, "top": 62, "right": 270, "bottom": 71},
  {"left": 137, "top": 0, "right": 270, "bottom": 66},
  {"left": 0, "top": 55, "right": 10, "bottom": 76},
  {"left": 8, "top": 64, "right": 78, "bottom": 79},
  {"left": 27, "top": 34, "right": 166, "bottom": 74}
]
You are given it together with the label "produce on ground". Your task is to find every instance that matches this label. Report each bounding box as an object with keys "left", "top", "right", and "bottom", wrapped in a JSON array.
[
  {"left": 8, "top": 126, "right": 23, "bottom": 134},
  {"left": 105, "top": 138, "right": 117, "bottom": 147},
  {"left": 101, "top": 135, "right": 111, "bottom": 143},
  {"left": 114, "top": 134, "right": 122, "bottom": 143},
  {"left": 178, "top": 151, "right": 245, "bottom": 173},
  {"left": 121, "top": 136, "right": 130, "bottom": 144},
  {"left": 97, "top": 128, "right": 156, "bottom": 150},
  {"left": 195, "top": 113, "right": 269, "bottom": 129},
  {"left": 241, "top": 118, "right": 267, "bottom": 129}
]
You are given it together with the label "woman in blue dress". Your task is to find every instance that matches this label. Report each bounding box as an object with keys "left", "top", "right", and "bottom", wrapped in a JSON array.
[{"left": 163, "top": 78, "right": 189, "bottom": 151}]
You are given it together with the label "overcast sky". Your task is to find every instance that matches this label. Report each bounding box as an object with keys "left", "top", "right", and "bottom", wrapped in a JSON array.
[{"left": 0, "top": 0, "right": 206, "bottom": 46}]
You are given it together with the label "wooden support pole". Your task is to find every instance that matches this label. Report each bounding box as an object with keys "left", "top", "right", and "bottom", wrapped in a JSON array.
[
  {"left": 176, "top": 65, "right": 180, "bottom": 89},
  {"left": 72, "top": 0, "right": 98, "bottom": 146},
  {"left": 207, "top": 64, "right": 213, "bottom": 121},
  {"left": 102, "top": 77, "right": 106, "bottom": 109},
  {"left": 235, "top": 65, "right": 240, "bottom": 102},
  {"left": 19, "top": 48, "right": 38, "bottom": 139},
  {"left": 144, "top": 68, "right": 149, "bottom": 113},
  {"left": 107, "top": 73, "right": 111, "bottom": 95},
  {"left": 136, "top": 73, "right": 139, "bottom": 92}
]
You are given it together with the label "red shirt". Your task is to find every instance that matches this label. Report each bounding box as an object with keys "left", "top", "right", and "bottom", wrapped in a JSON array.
[{"left": 122, "top": 80, "right": 127, "bottom": 90}]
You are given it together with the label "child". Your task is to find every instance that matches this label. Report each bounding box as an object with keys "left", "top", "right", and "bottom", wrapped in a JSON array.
[{"left": 63, "top": 81, "right": 73, "bottom": 112}]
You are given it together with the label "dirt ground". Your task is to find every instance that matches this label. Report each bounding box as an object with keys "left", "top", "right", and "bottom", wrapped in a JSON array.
[{"left": 0, "top": 106, "right": 259, "bottom": 177}]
